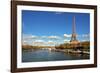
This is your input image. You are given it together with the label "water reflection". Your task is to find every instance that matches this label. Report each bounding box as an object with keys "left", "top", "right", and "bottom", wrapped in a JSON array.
[{"left": 22, "top": 49, "right": 89, "bottom": 62}]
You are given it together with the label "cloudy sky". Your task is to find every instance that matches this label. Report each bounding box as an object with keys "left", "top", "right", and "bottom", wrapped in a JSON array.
[{"left": 22, "top": 10, "right": 90, "bottom": 46}]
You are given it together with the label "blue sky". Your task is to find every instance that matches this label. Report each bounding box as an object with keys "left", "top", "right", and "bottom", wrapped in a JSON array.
[{"left": 22, "top": 10, "right": 90, "bottom": 46}]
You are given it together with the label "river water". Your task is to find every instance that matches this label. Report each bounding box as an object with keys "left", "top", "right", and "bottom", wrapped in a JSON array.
[{"left": 22, "top": 49, "right": 89, "bottom": 62}]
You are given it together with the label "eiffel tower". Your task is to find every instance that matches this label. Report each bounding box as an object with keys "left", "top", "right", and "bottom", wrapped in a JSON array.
[{"left": 70, "top": 16, "right": 79, "bottom": 45}]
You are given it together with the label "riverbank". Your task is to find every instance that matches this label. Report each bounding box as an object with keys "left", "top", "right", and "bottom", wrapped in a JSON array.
[
  {"left": 51, "top": 49, "right": 90, "bottom": 55},
  {"left": 22, "top": 47, "right": 90, "bottom": 55}
]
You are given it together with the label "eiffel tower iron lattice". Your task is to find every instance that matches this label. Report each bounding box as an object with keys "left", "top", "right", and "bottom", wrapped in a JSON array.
[{"left": 70, "top": 16, "right": 79, "bottom": 45}]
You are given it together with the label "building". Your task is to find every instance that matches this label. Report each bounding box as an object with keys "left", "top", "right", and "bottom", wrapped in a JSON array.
[{"left": 70, "top": 16, "right": 80, "bottom": 48}]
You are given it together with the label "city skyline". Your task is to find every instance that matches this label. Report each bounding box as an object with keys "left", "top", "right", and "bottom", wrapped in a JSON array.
[{"left": 22, "top": 10, "right": 90, "bottom": 46}]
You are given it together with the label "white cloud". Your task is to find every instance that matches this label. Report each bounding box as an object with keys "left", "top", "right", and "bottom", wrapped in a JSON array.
[
  {"left": 48, "top": 36, "right": 60, "bottom": 39},
  {"left": 22, "top": 33, "right": 90, "bottom": 46},
  {"left": 22, "top": 40, "right": 27, "bottom": 45},
  {"left": 80, "top": 40, "right": 89, "bottom": 42},
  {"left": 31, "top": 35, "right": 38, "bottom": 38},
  {"left": 64, "top": 34, "right": 90, "bottom": 38},
  {"left": 34, "top": 40, "right": 44, "bottom": 43},
  {"left": 47, "top": 40, "right": 55, "bottom": 44},
  {"left": 22, "top": 34, "right": 39, "bottom": 40},
  {"left": 22, "top": 34, "right": 62, "bottom": 46},
  {"left": 76, "top": 34, "right": 81, "bottom": 37},
  {"left": 82, "top": 34, "right": 90, "bottom": 38},
  {"left": 41, "top": 36, "right": 47, "bottom": 38},
  {"left": 48, "top": 40, "right": 53, "bottom": 43},
  {"left": 32, "top": 40, "right": 59, "bottom": 46},
  {"left": 63, "top": 34, "right": 90, "bottom": 38},
  {"left": 32, "top": 40, "right": 45, "bottom": 46},
  {"left": 22, "top": 34, "right": 39, "bottom": 45},
  {"left": 64, "top": 34, "right": 71, "bottom": 38}
]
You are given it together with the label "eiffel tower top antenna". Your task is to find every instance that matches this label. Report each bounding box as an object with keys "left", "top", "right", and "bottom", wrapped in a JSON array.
[{"left": 73, "top": 16, "right": 76, "bottom": 34}]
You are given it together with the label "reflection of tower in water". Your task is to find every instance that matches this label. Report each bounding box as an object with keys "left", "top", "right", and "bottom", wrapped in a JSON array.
[{"left": 70, "top": 16, "right": 80, "bottom": 47}]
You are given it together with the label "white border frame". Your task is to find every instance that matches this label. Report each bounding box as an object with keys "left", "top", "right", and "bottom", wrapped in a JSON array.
[{"left": 17, "top": 5, "right": 94, "bottom": 68}]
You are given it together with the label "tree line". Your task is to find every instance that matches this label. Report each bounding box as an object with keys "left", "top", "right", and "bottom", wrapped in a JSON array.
[{"left": 22, "top": 41, "right": 90, "bottom": 51}]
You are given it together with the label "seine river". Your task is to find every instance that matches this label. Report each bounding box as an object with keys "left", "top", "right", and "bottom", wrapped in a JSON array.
[{"left": 22, "top": 49, "right": 89, "bottom": 62}]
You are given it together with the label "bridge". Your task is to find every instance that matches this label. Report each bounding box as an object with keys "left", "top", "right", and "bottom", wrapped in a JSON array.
[{"left": 39, "top": 46, "right": 56, "bottom": 51}]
